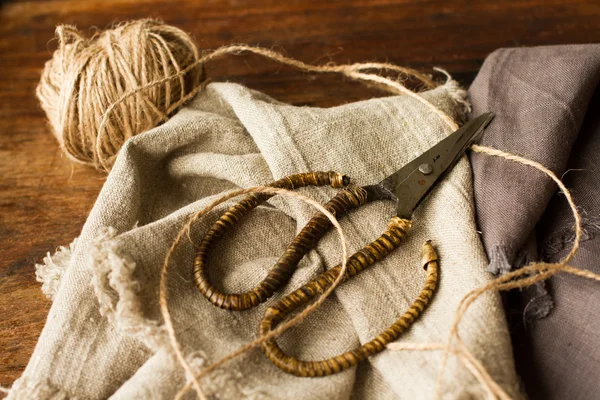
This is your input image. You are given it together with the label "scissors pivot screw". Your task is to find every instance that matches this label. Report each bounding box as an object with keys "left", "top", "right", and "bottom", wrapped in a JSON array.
[{"left": 418, "top": 163, "right": 433, "bottom": 175}]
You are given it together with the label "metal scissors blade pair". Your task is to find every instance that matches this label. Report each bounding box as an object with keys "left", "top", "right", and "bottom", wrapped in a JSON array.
[
  {"left": 193, "top": 113, "right": 494, "bottom": 377},
  {"left": 377, "top": 112, "right": 494, "bottom": 218}
]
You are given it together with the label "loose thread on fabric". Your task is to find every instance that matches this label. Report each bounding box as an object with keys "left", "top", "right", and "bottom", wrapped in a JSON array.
[
  {"left": 431, "top": 145, "right": 585, "bottom": 398},
  {"left": 96, "top": 43, "right": 447, "bottom": 171},
  {"left": 160, "top": 187, "right": 350, "bottom": 400},
  {"left": 427, "top": 144, "right": 600, "bottom": 400},
  {"left": 90, "top": 40, "right": 600, "bottom": 399},
  {"left": 40, "top": 18, "right": 446, "bottom": 173}
]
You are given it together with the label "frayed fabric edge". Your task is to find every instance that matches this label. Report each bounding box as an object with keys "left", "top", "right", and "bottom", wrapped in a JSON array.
[
  {"left": 541, "top": 217, "right": 600, "bottom": 260},
  {"left": 488, "top": 245, "right": 554, "bottom": 322},
  {"left": 431, "top": 69, "right": 471, "bottom": 124},
  {"left": 488, "top": 245, "right": 513, "bottom": 276},
  {"left": 438, "top": 76, "right": 472, "bottom": 116},
  {"left": 488, "top": 217, "right": 600, "bottom": 323},
  {"left": 88, "top": 227, "right": 169, "bottom": 351},
  {"left": 35, "top": 240, "right": 77, "bottom": 301},
  {"left": 5, "top": 376, "right": 78, "bottom": 400},
  {"left": 88, "top": 227, "right": 263, "bottom": 399}
]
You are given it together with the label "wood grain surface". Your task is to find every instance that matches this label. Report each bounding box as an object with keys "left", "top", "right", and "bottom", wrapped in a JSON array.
[{"left": 1, "top": 0, "right": 599, "bottom": 391}]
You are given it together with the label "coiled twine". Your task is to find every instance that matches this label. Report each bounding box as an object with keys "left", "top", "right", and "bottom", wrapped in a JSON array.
[{"left": 36, "top": 20, "right": 203, "bottom": 171}]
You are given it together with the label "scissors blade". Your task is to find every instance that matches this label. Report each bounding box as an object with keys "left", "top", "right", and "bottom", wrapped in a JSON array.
[{"left": 379, "top": 112, "right": 494, "bottom": 219}]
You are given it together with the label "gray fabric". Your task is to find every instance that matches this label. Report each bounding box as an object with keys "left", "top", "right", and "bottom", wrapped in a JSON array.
[
  {"left": 468, "top": 45, "right": 600, "bottom": 399},
  {"left": 9, "top": 80, "right": 520, "bottom": 399},
  {"left": 469, "top": 44, "right": 600, "bottom": 270},
  {"left": 527, "top": 88, "right": 600, "bottom": 400}
]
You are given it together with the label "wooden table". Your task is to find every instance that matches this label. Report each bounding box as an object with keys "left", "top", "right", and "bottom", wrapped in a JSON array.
[{"left": 1, "top": 0, "right": 599, "bottom": 391}]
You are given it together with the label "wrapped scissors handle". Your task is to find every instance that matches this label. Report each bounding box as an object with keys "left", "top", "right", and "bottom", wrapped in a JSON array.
[
  {"left": 193, "top": 171, "right": 440, "bottom": 377},
  {"left": 194, "top": 114, "right": 494, "bottom": 376},
  {"left": 259, "top": 236, "right": 439, "bottom": 377},
  {"left": 194, "top": 171, "right": 355, "bottom": 310}
]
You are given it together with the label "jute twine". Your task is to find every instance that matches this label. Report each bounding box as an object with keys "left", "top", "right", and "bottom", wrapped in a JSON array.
[
  {"left": 151, "top": 48, "right": 599, "bottom": 399},
  {"left": 37, "top": 20, "right": 600, "bottom": 399},
  {"left": 37, "top": 20, "right": 203, "bottom": 171},
  {"left": 37, "top": 20, "right": 441, "bottom": 172},
  {"left": 161, "top": 187, "right": 350, "bottom": 400}
]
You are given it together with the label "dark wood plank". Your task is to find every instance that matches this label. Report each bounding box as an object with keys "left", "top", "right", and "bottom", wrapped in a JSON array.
[{"left": 1, "top": 0, "right": 600, "bottom": 390}]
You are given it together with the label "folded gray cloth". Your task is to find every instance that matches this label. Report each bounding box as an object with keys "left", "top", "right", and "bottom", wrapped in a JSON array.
[{"left": 468, "top": 44, "right": 600, "bottom": 399}]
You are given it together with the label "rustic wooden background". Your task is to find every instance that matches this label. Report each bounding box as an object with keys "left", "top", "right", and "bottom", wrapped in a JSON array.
[{"left": 1, "top": 0, "right": 599, "bottom": 392}]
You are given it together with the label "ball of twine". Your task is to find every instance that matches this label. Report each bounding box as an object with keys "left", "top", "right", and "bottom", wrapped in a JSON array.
[{"left": 36, "top": 19, "right": 204, "bottom": 171}]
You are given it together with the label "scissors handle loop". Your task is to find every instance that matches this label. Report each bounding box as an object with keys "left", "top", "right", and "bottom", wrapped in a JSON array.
[
  {"left": 193, "top": 171, "right": 440, "bottom": 377},
  {"left": 259, "top": 238, "right": 439, "bottom": 377},
  {"left": 194, "top": 171, "right": 362, "bottom": 310}
]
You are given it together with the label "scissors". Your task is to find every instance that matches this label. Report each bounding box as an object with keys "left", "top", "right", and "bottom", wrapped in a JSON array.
[{"left": 193, "top": 113, "right": 494, "bottom": 377}]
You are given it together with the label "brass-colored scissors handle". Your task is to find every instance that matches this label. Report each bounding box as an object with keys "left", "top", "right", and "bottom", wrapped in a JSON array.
[
  {"left": 194, "top": 171, "right": 357, "bottom": 310},
  {"left": 259, "top": 238, "right": 439, "bottom": 377}
]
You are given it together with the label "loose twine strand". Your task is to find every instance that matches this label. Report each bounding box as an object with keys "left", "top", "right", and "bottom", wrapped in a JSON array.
[
  {"left": 161, "top": 187, "right": 351, "bottom": 400},
  {"left": 104, "top": 43, "right": 600, "bottom": 399},
  {"left": 97, "top": 44, "right": 450, "bottom": 171},
  {"left": 28, "top": 20, "right": 599, "bottom": 400},
  {"left": 388, "top": 342, "right": 506, "bottom": 400},
  {"left": 39, "top": 19, "right": 450, "bottom": 172}
]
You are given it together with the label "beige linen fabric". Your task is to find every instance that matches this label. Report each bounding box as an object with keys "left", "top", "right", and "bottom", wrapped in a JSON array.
[{"left": 9, "top": 81, "right": 520, "bottom": 399}]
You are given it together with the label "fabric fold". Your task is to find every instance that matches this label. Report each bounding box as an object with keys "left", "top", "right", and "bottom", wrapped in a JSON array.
[
  {"left": 468, "top": 44, "right": 600, "bottom": 399},
  {"left": 11, "top": 81, "right": 519, "bottom": 399},
  {"left": 469, "top": 44, "right": 600, "bottom": 270}
]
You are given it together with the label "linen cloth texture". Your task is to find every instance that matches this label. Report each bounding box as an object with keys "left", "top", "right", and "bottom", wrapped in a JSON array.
[
  {"left": 468, "top": 44, "right": 600, "bottom": 399},
  {"left": 10, "top": 81, "right": 520, "bottom": 399}
]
